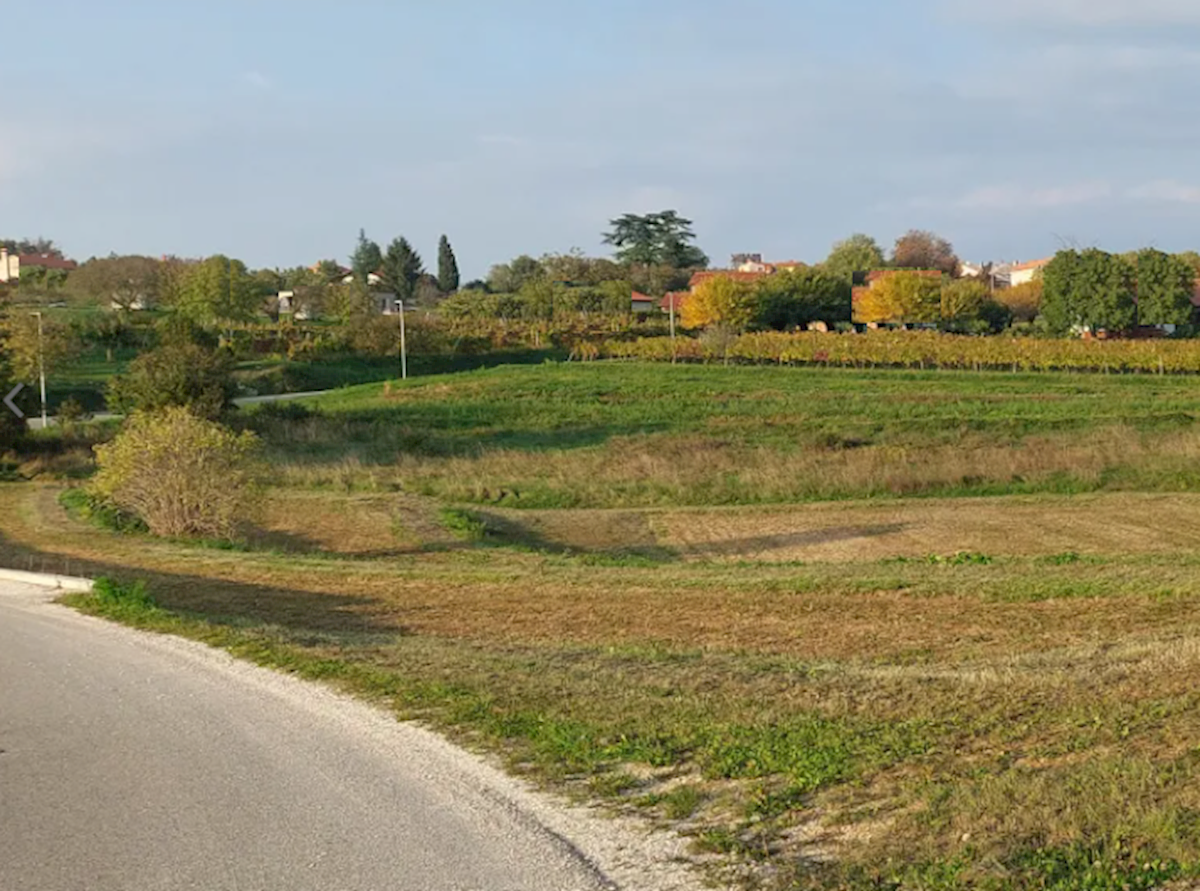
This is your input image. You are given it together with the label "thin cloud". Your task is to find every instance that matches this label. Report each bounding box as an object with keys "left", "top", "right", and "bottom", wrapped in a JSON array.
[
  {"left": 1127, "top": 180, "right": 1200, "bottom": 204},
  {"left": 243, "top": 70, "right": 272, "bottom": 90},
  {"left": 945, "top": 0, "right": 1200, "bottom": 26},
  {"left": 935, "top": 182, "right": 1115, "bottom": 211}
]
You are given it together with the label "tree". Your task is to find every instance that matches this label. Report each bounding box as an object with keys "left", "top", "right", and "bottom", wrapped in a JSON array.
[
  {"left": 325, "top": 280, "right": 376, "bottom": 323},
  {"left": 437, "top": 235, "right": 460, "bottom": 293},
  {"left": 314, "top": 259, "right": 345, "bottom": 283},
  {"left": 381, "top": 237, "right": 424, "bottom": 303},
  {"left": 174, "top": 256, "right": 262, "bottom": 330},
  {"left": 88, "top": 406, "right": 263, "bottom": 541},
  {"left": 753, "top": 268, "right": 852, "bottom": 330},
  {"left": 350, "top": 229, "right": 383, "bottom": 285},
  {"left": 1040, "top": 249, "right": 1136, "bottom": 334},
  {"left": 996, "top": 280, "right": 1043, "bottom": 323},
  {"left": 106, "top": 342, "right": 236, "bottom": 421},
  {"left": 939, "top": 279, "right": 992, "bottom": 323},
  {"left": 892, "top": 230, "right": 961, "bottom": 277},
  {"left": 1135, "top": 248, "right": 1196, "bottom": 326},
  {"left": 680, "top": 275, "right": 757, "bottom": 330},
  {"left": 822, "top": 234, "right": 886, "bottom": 281},
  {"left": 67, "top": 255, "right": 162, "bottom": 312},
  {"left": 0, "top": 237, "right": 63, "bottom": 258},
  {"left": 854, "top": 272, "right": 942, "bottom": 324},
  {"left": 0, "top": 313, "right": 75, "bottom": 383},
  {"left": 0, "top": 303, "right": 25, "bottom": 449},
  {"left": 488, "top": 255, "right": 544, "bottom": 293},
  {"left": 603, "top": 211, "right": 708, "bottom": 268}
]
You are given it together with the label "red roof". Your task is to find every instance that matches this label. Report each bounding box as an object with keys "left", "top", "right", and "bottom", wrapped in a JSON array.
[
  {"left": 1012, "top": 257, "right": 1053, "bottom": 272},
  {"left": 660, "top": 291, "right": 689, "bottom": 311},
  {"left": 17, "top": 253, "right": 77, "bottom": 271},
  {"left": 631, "top": 290, "right": 654, "bottom": 303}
]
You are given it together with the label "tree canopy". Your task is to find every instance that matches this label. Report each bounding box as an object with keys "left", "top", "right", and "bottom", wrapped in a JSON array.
[
  {"left": 350, "top": 229, "right": 383, "bottom": 285},
  {"left": 822, "top": 234, "right": 886, "bottom": 281},
  {"left": 1135, "top": 249, "right": 1196, "bottom": 326},
  {"left": 68, "top": 255, "right": 163, "bottom": 311},
  {"left": 381, "top": 237, "right": 424, "bottom": 304},
  {"left": 891, "top": 230, "right": 960, "bottom": 277},
  {"left": 173, "top": 255, "right": 263, "bottom": 328},
  {"left": 680, "top": 275, "right": 756, "bottom": 330},
  {"left": 437, "top": 235, "right": 460, "bottom": 293},
  {"left": 603, "top": 211, "right": 708, "bottom": 269},
  {"left": 1041, "top": 249, "right": 1136, "bottom": 334}
]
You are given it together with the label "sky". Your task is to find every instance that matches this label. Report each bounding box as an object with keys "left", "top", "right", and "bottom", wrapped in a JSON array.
[{"left": 4, "top": 0, "right": 1200, "bottom": 279}]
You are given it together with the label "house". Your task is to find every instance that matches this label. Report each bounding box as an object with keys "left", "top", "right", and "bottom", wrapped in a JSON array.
[
  {"left": 631, "top": 291, "right": 658, "bottom": 314},
  {"left": 0, "top": 248, "right": 17, "bottom": 283},
  {"left": 731, "top": 253, "right": 807, "bottom": 274},
  {"left": 1010, "top": 258, "right": 1052, "bottom": 287},
  {"left": 960, "top": 261, "right": 1014, "bottom": 291}
]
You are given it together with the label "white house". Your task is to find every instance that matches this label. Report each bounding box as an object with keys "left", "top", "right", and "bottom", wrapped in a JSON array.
[
  {"left": 1010, "top": 258, "right": 1052, "bottom": 287},
  {"left": 0, "top": 248, "right": 18, "bottom": 283}
]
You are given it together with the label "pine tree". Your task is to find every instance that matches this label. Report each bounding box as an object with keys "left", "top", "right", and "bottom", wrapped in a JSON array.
[
  {"left": 437, "top": 235, "right": 460, "bottom": 293},
  {"left": 382, "top": 237, "right": 424, "bottom": 303},
  {"left": 350, "top": 229, "right": 383, "bottom": 286}
]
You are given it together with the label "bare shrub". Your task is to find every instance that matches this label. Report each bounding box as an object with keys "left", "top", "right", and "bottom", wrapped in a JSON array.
[{"left": 88, "top": 407, "right": 263, "bottom": 540}]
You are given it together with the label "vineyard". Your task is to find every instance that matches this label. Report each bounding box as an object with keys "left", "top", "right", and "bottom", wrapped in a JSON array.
[{"left": 602, "top": 330, "right": 1200, "bottom": 373}]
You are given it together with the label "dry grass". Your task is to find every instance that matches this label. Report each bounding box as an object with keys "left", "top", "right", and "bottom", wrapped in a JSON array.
[
  {"left": 13, "top": 479, "right": 1200, "bottom": 886},
  {"left": 267, "top": 424, "right": 1200, "bottom": 510}
]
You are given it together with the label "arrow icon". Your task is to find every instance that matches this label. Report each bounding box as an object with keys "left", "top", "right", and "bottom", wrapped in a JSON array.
[{"left": 4, "top": 384, "right": 25, "bottom": 419}]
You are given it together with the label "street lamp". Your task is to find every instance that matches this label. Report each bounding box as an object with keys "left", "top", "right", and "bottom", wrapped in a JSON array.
[
  {"left": 30, "top": 311, "right": 46, "bottom": 428},
  {"left": 399, "top": 301, "right": 407, "bottom": 381}
]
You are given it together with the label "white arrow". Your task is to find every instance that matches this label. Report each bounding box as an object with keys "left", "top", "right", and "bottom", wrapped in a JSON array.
[{"left": 4, "top": 384, "right": 25, "bottom": 419}]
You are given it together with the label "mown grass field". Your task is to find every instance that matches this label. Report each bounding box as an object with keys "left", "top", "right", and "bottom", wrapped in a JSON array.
[{"left": 11, "top": 361, "right": 1200, "bottom": 890}]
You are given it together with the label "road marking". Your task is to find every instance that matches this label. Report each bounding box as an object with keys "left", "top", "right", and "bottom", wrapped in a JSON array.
[{"left": 4, "top": 384, "right": 24, "bottom": 419}]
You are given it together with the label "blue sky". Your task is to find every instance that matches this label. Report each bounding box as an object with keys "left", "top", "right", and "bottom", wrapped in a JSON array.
[{"left": 5, "top": 0, "right": 1200, "bottom": 279}]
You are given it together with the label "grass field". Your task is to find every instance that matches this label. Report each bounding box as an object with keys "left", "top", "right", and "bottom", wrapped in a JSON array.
[{"left": 11, "top": 361, "right": 1200, "bottom": 890}]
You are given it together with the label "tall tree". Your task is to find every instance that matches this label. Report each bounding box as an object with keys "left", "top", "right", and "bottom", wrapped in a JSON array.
[
  {"left": 68, "top": 255, "right": 162, "bottom": 312},
  {"left": 381, "top": 237, "right": 424, "bottom": 304},
  {"left": 437, "top": 235, "right": 460, "bottom": 293},
  {"left": 892, "top": 230, "right": 961, "bottom": 277},
  {"left": 350, "top": 229, "right": 383, "bottom": 285},
  {"left": 603, "top": 211, "right": 708, "bottom": 269},
  {"left": 1135, "top": 248, "right": 1196, "bottom": 326},
  {"left": 175, "top": 255, "right": 262, "bottom": 330},
  {"left": 822, "top": 234, "right": 886, "bottom": 281},
  {"left": 1041, "top": 249, "right": 1136, "bottom": 334}
]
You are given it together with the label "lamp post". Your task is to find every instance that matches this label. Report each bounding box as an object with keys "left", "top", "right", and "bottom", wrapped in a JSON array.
[
  {"left": 30, "top": 311, "right": 46, "bottom": 428},
  {"left": 395, "top": 299, "right": 407, "bottom": 381}
]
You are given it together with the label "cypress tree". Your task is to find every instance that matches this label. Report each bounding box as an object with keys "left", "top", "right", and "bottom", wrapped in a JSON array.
[{"left": 437, "top": 235, "right": 460, "bottom": 293}]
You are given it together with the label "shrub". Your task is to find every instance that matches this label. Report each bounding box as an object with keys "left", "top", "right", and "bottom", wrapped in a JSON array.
[
  {"left": 88, "top": 407, "right": 263, "bottom": 540},
  {"left": 106, "top": 342, "right": 235, "bottom": 420}
]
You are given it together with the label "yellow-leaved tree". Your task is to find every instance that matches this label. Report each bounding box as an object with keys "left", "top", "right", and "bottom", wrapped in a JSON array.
[
  {"left": 996, "top": 280, "right": 1043, "bottom": 323},
  {"left": 680, "top": 276, "right": 757, "bottom": 330},
  {"left": 854, "top": 272, "right": 942, "bottom": 324}
]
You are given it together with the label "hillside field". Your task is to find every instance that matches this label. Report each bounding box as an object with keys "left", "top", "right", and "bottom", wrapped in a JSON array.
[{"left": 13, "top": 361, "right": 1200, "bottom": 890}]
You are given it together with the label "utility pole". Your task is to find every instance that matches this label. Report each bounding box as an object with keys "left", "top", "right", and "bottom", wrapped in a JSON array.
[
  {"left": 31, "top": 311, "right": 46, "bottom": 428},
  {"left": 668, "top": 294, "right": 677, "bottom": 365},
  {"left": 400, "top": 301, "right": 407, "bottom": 381}
]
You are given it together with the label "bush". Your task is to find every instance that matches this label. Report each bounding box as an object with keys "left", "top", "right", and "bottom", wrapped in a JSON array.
[
  {"left": 106, "top": 342, "right": 235, "bottom": 420},
  {"left": 88, "top": 407, "right": 263, "bottom": 540}
]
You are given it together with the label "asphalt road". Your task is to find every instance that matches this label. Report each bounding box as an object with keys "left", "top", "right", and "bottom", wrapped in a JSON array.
[
  {"left": 0, "top": 582, "right": 618, "bottom": 891},
  {"left": 24, "top": 390, "right": 333, "bottom": 430}
]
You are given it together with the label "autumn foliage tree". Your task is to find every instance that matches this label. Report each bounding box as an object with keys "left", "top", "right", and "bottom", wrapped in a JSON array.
[
  {"left": 680, "top": 275, "right": 757, "bottom": 330},
  {"left": 996, "top": 280, "right": 1043, "bottom": 323},
  {"left": 855, "top": 272, "right": 942, "bottom": 324},
  {"left": 892, "top": 230, "right": 961, "bottom": 277}
]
